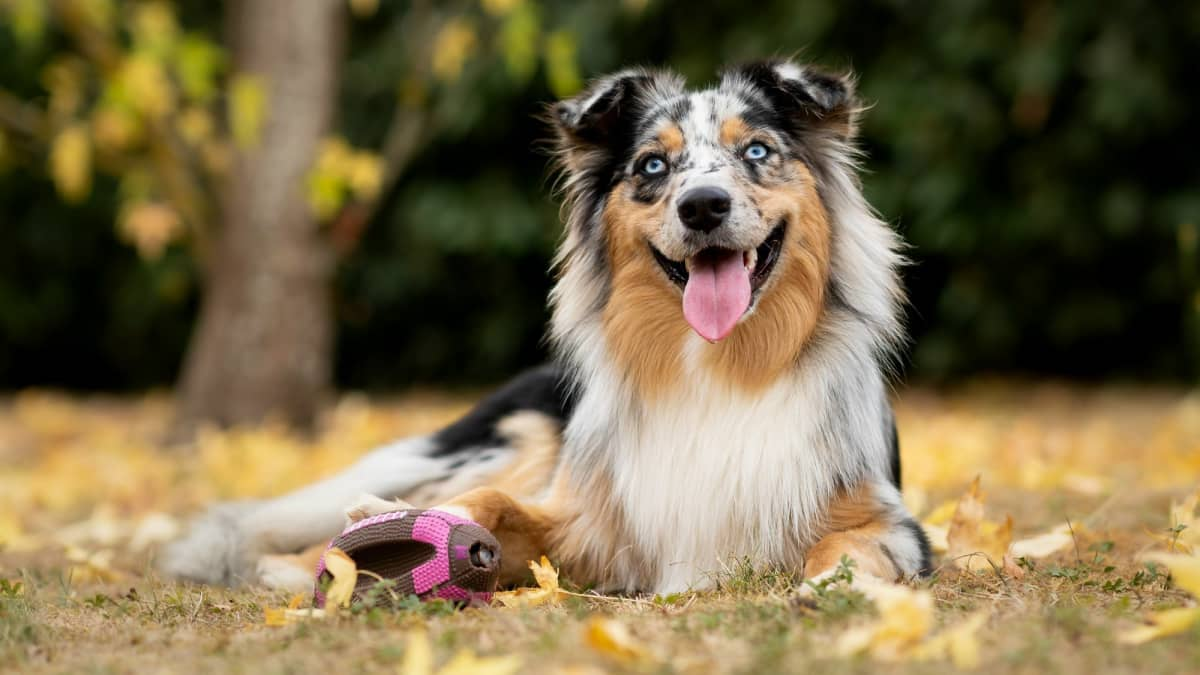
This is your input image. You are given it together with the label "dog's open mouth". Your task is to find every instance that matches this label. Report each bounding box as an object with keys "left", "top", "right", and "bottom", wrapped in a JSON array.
[{"left": 650, "top": 221, "right": 785, "bottom": 342}]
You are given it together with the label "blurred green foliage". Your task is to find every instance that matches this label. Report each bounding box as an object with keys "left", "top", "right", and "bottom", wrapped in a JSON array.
[{"left": 1, "top": 0, "right": 1197, "bottom": 389}]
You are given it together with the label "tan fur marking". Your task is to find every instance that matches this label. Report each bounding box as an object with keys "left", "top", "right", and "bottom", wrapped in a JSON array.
[
  {"left": 601, "top": 185, "right": 690, "bottom": 400},
  {"left": 485, "top": 411, "right": 562, "bottom": 497},
  {"left": 658, "top": 124, "right": 684, "bottom": 155},
  {"left": 804, "top": 528, "right": 897, "bottom": 579},
  {"left": 719, "top": 116, "right": 750, "bottom": 146},
  {"left": 805, "top": 484, "right": 899, "bottom": 579},
  {"left": 442, "top": 487, "right": 560, "bottom": 586},
  {"left": 703, "top": 161, "right": 832, "bottom": 391}
]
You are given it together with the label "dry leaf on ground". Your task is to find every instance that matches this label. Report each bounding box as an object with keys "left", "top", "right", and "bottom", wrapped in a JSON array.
[
  {"left": 946, "top": 477, "right": 1013, "bottom": 571},
  {"left": 1117, "top": 553, "right": 1200, "bottom": 644},
  {"left": 322, "top": 546, "right": 358, "bottom": 608},
  {"left": 492, "top": 555, "right": 565, "bottom": 607},
  {"left": 836, "top": 575, "right": 986, "bottom": 668},
  {"left": 400, "top": 629, "right": 521, "bottom": 675},
  {"left": 584, "top": 617, "right": 654, "bottom": 666}
]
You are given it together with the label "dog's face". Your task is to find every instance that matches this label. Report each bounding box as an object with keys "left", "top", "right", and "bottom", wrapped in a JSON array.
[{"left": 552, "top": 60, "right": 863, "bottom": 394}]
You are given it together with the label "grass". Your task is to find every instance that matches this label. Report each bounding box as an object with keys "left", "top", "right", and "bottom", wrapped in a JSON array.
[{"left": 1, "top": 380, "right": 1199, "bottom": 673}]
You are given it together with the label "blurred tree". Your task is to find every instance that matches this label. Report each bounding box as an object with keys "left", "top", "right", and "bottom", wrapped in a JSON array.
[
  {"left": 172, "top": 0, "right": 346, "bottom": 434},
  {"left": 0, "top": 0, "right": 588, "bottom": 432}
]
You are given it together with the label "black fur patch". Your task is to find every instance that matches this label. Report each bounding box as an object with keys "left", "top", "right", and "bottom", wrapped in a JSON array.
[
  {"left": 887, "top": 406, "right": 902, "bottom": 488},
  {"left": 431, "top": 365, "right": 575, "bottom": 455},
  {"left": 900, "top": 517, "right": 934, "bottom": 576}
]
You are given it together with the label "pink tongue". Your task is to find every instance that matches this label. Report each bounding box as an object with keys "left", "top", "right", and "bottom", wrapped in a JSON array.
[{"left": 682, "top": 250, "right": 751, "bottom": 342}]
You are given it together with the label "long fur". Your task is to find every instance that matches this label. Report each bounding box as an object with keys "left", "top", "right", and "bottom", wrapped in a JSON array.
[{"left": 162, "top": 58, "right": 929, "bottom": 595}]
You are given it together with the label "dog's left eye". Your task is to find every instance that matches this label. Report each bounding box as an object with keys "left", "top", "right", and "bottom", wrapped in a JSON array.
[{"left": 743, "top": 143, "right": 770, "bottom": 161}]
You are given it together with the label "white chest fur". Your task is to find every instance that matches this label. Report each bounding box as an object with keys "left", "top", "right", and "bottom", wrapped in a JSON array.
[{"left": 566, "top": 332, "right": 891, "bottom": 593}]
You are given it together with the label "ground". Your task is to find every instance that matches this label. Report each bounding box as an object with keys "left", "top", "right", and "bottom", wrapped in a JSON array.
[{"left": 1, "top": 380, "right": 1199, "bottom": 674}]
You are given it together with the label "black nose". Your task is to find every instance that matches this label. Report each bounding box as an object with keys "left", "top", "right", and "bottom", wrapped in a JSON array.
[{"left": 677, "top": 187, "right": 731, "bottom": 232}]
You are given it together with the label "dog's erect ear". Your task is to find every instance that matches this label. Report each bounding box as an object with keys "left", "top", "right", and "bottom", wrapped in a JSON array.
[
  {"left": 551, "top": 68, "right": 683, "bottom": 171},
  {"left": 723, "top": 60, "right": 860, "bottom": 140}
]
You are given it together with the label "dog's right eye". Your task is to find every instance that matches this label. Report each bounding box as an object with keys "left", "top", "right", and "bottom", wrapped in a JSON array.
[{"left": 637, "top": 155, "right": 669, "bottom": 177}]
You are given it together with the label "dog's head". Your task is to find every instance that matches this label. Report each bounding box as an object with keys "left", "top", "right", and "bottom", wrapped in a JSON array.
[{"left": 550, "top": 60, "right": 901, "bottom": 395}]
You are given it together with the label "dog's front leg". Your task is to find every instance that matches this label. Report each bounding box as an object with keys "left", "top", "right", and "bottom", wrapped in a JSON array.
[
  {"left": 434, "top": 487, "right": 561, "bottom": 587},
  {"left": 802, "top": 482, "right": 931, "bottom": 589}
]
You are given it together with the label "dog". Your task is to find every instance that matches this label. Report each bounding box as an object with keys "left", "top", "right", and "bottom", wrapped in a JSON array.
[{"left": 162, "top": 59, "right": 931, "bottom": 595}]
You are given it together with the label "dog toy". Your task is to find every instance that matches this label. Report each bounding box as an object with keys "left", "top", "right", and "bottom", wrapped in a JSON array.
[{"left": 313, "top": 509, "right": 500, "bottom": 607}]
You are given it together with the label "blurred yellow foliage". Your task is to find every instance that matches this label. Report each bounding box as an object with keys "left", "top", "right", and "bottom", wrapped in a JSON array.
[
  {"left": 173, "top": 35, "right": 226, "bottom": 103},
  {"left": 176, "top": 106, "right": 214, "bottom": 146},
  {"left": 228, "top": 73, "right": 267, "bottom": 149},
  {"left": 69, "top": 0, "right": 117, "bottom": 33},
  {"left": 6, "top": 0, "right": 47, "bottom": 49},
  {"left": 347, "top": 0, "right": 378, "bottom": 18},
  {"left": 432, "top": 18, "right": 477, "bottom": 81},
  {"left": 482, "top": 0, "right": 524, "bottom": 16},
  {"left": 500, "top": 3, "right": 540, "bottom": 83},
  {"left": 306, "top": 136, "right": 383, "bottom": 219},
  {"left": 42, "top": 57, "right": 87, "bottom": 121},
  {"left": 121, "top": 52, "right": 176, "bottom": 119},
  {"left": 91, "top": 104, "right": 142, "bottom": 152},
  {"left": 130, "top": 0, "right": 179, "bottom": 57},
  {"left": 543, "top": 30, "right": 582, "bottom": 97},
  {"left": 49, "top": 124, "right": 92, "bottom": 202},
  {"left": 118, "top": 201, "right": 183, "bottom": 259}
]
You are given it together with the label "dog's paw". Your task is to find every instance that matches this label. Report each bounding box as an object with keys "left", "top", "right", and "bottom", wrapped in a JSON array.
[
  {"left": 257, "top": 554, "right": 317, "bottom": 593},
  {"left": 343, "top": 493, "right": 411, "bottom": 527}
]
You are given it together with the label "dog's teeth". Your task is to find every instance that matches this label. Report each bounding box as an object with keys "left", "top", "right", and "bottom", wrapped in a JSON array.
[{"left": 744, "top": 249, "right": 758, "bottom": 273}]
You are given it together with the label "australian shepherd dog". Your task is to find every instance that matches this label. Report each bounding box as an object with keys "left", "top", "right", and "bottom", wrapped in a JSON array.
[{"left": 163, "top": 59, "right": 931, "bottom": 595}]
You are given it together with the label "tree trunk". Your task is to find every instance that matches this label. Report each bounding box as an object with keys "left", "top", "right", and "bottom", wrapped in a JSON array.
[{"left": 173, "top": 0, "right": 344, "bottom": 436}]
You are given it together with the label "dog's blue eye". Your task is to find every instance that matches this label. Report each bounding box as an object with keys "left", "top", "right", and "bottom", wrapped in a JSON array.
[
  {"left": 744, "top": 143, "right": 770, "bottom": 161},
  {"left": 639, "top": 156, "right": 668, "bottom": 177}
]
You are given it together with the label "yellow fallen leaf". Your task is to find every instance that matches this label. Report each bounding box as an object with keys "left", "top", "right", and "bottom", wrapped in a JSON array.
[
  {"left": 922, "top": 523, "right": 949, "bottom": 555},
  {"left": 530, "top": 555, "right": 559, "bottom": 590},
  {"left": 584, "top": 617, "right": 654, "bottom": 666},
  {"left": 0, "top": 512, "right": 41, "bottom": 552},
  {"left": 1145, "top": 553, "right": 1200, "bottom": 597},
  {"left": 323, "top": 547, "right": 357, "bottom": 608},
  {"left": 911, "top": 612, "right": 988, "bottom": 670},
  {"left": 284, "top": 608, "right": 328, "bottom": 621},
  {"left": 437, "top": 650, "right": 522, "bottom": 675},
  {"left": 128, "top": 512, "right": 181, "bottom": 552},
  {"left": 263, "top": 607, "right": 288, "bottom": 627},
  {"left": 1117, "top": 607, "right": 1200, "bottom": 645},
  {"left": 1118, "top": 554, "right": 1200, "bottom": 644},
  {"left": 492, "top": 555, "right": 565, "bottom": 608},
  {"left": 837, "top": 577, "right": 989, "bottom": 667},
  {"left": 399, "top": 630, "right": 519, "bottom": 675},
  {"left": 924, "top": 499, "right": 961, "bottom": 526},
  {"left": 65, "top": 546, "right": 126, "bottom": 583},
  {"left": 1010, "top": 524, "right": 1076, "bottom": 559},
  {"left": 946, "top": 477, "right": 1013, "bottom": 571},
  {"left": 287, "top": 592, "right": 307, "bottom": 610},
  {"left": 1167, "top": 489, "right": 1199, "bottom": 555},
  {"left": 266, "top": 604, "right": 329, "bottom": 626},
  {"left": 401, "top": 630, "right": 434, "bottom": 675},
  {"left": 836, "top": 576, "right": 935, "bottom": 661}
]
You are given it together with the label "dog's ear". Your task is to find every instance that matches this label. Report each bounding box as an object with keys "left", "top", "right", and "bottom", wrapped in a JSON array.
[
  {"left": 723, "top": 60, "right": 860, "bottom": 140},
  {"left": 551, "top": 68, "right": 683, "bottom": 173}
]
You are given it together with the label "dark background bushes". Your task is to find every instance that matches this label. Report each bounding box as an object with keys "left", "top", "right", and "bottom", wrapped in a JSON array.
[{"left": 2, "top": 0, "right": 1197, "bottom": 390}]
